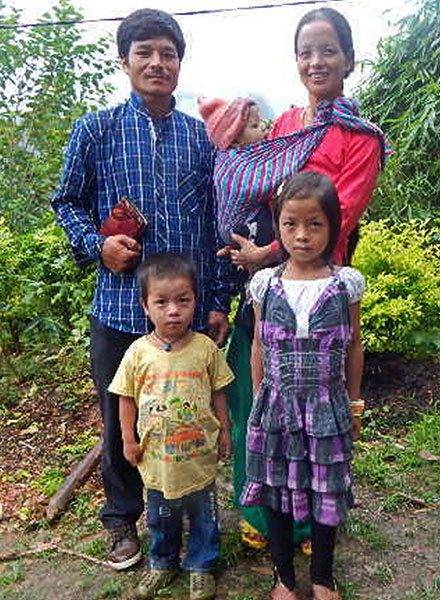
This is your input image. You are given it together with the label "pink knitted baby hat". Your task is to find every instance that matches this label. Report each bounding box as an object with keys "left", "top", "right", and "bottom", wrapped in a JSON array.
[{"left": 197, "top": 96, "right": 255, "bottom": 150}]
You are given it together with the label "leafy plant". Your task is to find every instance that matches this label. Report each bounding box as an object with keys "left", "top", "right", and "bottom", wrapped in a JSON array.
[
  {"left": 0, "top": 0, "right": 113, "bottom": 354},
  {"left": 353, "top": 220, "right": 440, "bottom": 356},
  {"left": 59, "top": 429, "right": 100, "bottom": 461},
  {"left": 0, "top": 217, "right": 94, "bottom": 352},
  {"left": 32, "top": 467, "right": 65, "bottom": 497},
  {"left": 359, "top": 0, "right": 440, "bottom": 221},
  {"left": 0, "top": 0, "right": 115, "bottom": 230}
]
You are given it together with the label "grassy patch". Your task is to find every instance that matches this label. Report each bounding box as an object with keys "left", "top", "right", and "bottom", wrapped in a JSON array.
[
  {"left": 82, "top": 538, "right": 107, "bottom": 560},
  {"left": 336, "top": 580, "right": 360, "bottom": 600},
  {"left": 60, "top": 491, "right": 103, "bottom": 538},
  {"left": 0, "top": 343, "right": 90, "bottom": 410},
  {"left": 370, "top": 561, "right": 394, "bottom": 585},
  {"left": 399, "top": 576, "right": 440, "bottom": 599},
  {"left": 99, "top": 578, "right": 124, "bottom": 598},
  {"left": 354, "top": 410, "right": 440, "bottom": 508},
  {"left": 342, "top": 514, "right": 388, "bottom": 550},
  {"left": 59, "top": 429, "right": 100, "bottom": 462},
  {"left": 219, "top": 530, "right": 246, "bottom": 568},
  {"left": 0, "top": 562, "right": 24, "bottom": 587},
  {"left": 32, "top": 467, "right": 65, "bottom": 497}
]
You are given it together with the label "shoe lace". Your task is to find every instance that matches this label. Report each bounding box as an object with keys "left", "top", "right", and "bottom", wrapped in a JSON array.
[
  {"left": 108, "top": 523, "right": 137, "bottom": 547},
  {"left": 192, "top": 573, "right": 208, "bottom": 593}
]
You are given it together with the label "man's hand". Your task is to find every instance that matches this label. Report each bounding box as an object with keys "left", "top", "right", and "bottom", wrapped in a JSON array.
[
  {"left": 352, "top": 416, "right": 361, "bottom": 441},
  {"left": 207, "top": 311, "right": 229, "bottom": 347},
  {"left": 218, "top": 428, "right": 232, "bottom": 462},
  {"left": 123, "top": 440, "right": 143, "bottom": 467},
  {"left": 100, "top": 235, "right": 141, "bottom": 274}
]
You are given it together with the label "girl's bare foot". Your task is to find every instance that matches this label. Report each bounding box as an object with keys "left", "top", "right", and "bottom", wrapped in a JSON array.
[
  {"left": 271, "top": 581, "right": 300, "bottom": 600},
  {"left": 312, "top": 583, "right": 342, "bottom": 600}
]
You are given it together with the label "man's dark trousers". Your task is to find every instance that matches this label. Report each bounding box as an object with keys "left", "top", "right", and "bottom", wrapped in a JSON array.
[{"left": 90, "top": 316, "right": 144, "bottom": 528}]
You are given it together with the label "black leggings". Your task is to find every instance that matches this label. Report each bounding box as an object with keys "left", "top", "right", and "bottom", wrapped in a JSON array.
[{"left": 267, "top": 507, "right": 337, "bottom": 591}]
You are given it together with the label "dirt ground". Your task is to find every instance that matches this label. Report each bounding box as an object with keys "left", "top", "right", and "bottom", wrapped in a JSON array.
[{"left": 0, "top": 355, "right": 439, "bottom": 599}]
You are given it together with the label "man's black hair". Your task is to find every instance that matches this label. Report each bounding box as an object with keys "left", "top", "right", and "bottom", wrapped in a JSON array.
[{"left": 117, "top": 8, "right": 185, "bottom": 60}]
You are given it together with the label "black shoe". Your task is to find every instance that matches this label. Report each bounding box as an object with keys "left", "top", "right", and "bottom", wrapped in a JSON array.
[{"left": 106, "top": 523, "right": 142, "bottom": 570}]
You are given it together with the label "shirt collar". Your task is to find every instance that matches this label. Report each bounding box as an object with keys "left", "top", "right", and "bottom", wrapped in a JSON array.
[{"left": 129, "top": 91, "right": 176, "bottom": 118}]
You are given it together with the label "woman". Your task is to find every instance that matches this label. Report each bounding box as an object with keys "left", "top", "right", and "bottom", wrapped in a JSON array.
[{"left": 226, "top": 6, "right": 388, "bottom": 568}]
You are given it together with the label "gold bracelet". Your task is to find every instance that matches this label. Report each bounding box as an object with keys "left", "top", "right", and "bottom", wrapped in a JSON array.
[{"left": 350, "top": 398, "right": 365, "bottom": 417}]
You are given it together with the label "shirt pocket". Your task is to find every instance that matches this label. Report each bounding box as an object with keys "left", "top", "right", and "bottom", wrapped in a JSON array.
[{"left": 178, "top": 170, "right": 209, "bottom": 219}]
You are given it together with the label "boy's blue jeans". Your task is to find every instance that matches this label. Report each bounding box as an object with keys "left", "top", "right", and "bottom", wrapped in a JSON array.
[{"left": 147, "top": 483, "right": 219, "bottom": 573}]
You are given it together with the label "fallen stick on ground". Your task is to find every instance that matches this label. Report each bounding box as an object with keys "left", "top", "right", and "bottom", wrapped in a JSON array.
[
  {"left": 46, "top": 438, "right": 103, "bottom": 523},
  {"left": 396, "top": 491, "right": 440, "bottom": 509},
  {"left": 0, "top": 540, "right": 111, "bottom": 568},
  {"left": 0, "top": 541, "right": 57, "bottom": 562}
]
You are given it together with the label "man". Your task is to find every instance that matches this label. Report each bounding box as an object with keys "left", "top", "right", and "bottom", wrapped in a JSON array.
[{"left": 52, "top": 8, "right": 233, "bottom": 571}]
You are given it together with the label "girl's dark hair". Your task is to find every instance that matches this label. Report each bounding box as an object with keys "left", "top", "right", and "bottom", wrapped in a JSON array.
[
  {"left": 137, "top": 253, "right": 197, "bottom": 302},
  {"left": 276, "top": 171, "right": 341, "bottom": 262},
  {"left": 294, "top": 7, "right": 355, "bottom": 77},
  {"left": 117, "top": 8, "right": 185, "bottom": 60}
]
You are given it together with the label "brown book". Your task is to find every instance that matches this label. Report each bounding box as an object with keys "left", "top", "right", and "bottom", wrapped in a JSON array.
[{"left": 99, "top": 197, "right": 148, "bottom": 241}]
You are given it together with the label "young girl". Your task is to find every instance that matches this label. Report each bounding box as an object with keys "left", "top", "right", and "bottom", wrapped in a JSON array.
[
  {"left": 109, "top": 253, "right": 234, "bottom": 600},
  {"left": 241, "top": 171, "right": 365, "bottom": 600}
]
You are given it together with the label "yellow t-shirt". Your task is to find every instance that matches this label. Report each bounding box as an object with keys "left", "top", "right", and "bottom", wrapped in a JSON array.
[{"left": 109, "top": 332, "right": 234, "bottom": 499}]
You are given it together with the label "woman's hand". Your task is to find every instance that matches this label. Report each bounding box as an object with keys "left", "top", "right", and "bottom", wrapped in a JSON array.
[
  {"left": 217, "top": 234, "right": 272, "bottom": 272},
  {"left": 352, "top": 416, "right": 361, "bottom": 441}
]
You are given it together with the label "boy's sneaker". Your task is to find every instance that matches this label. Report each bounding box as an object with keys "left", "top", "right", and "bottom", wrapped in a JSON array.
[
  {"left": 136, "top": 569, "right": 178, "bottom": 599},
  {"left": 190, "top": 572, "right": 216, "bottom": 600},
  {"left": 106, "top": 523, "right": 142, "bottom": 570}
]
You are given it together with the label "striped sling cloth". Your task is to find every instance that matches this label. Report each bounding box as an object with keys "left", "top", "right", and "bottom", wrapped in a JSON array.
[{"left": 214, "top": 96, "right": 391, "bottom": 243}]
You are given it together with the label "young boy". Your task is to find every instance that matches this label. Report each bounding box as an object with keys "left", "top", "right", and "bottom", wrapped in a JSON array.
[{"left": 109, "top": 253, "right": 234, "bottom": 600}]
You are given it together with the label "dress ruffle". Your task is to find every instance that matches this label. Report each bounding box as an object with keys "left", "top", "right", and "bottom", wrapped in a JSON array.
[{"left": 241, "top": 482, "right": 353, "bottom": 527}]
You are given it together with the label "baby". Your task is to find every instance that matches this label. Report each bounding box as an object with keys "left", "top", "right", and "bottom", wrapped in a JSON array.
[
  {"left": 198, "top": 97, "right": 267, "bottom": 150},
  {"left": 198, "top": 96, "right": 272, "bottom": 248}
]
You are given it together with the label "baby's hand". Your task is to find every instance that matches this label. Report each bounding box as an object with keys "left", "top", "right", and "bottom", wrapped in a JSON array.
[
  {"left": 352, "top": 416, "right": 361, "bottom": 441},
  {"left": 123, "top": 440, "right": 143, "bottom": 467},
  {"left": 216, "top": 245, "right": 232, "bottom": 258},
  {"left": 218, "top": 428, "right": 232, "bottom": 462}
]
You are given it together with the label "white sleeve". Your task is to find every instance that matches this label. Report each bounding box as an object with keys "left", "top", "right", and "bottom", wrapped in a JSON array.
[
  {"left": 340, "top": 267, "right": 366, "bottom": 304},
  {"left": 249, "top": 267, "right": 276, "bottom": 304}
]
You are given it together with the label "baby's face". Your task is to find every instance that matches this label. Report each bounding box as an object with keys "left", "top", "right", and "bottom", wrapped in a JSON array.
[{"left": 234, "top": 105, "right": 266, "bottom": 146}]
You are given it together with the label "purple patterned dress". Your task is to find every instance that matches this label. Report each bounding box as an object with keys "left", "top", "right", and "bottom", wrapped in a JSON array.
[{"left": 241, "top": 269, "right": 354, "bottom": 527}]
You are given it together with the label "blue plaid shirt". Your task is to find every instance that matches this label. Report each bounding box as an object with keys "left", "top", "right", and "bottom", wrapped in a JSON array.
[{"left": 52, "top": 92, "right": 235, "bottom": 334}]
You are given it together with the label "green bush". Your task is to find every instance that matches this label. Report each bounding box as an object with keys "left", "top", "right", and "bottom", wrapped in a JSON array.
[
  {"left": 0, "top": 215, "right": 94, "bottom": 352},
  {"left": 353, "top": 220, "right": 440, "bottom": 356}
]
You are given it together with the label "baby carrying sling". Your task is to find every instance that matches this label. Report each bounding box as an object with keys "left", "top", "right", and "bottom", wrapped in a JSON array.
[{"left": 214, "top": 97, "right": 390, "bottom": 243}]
